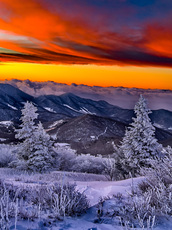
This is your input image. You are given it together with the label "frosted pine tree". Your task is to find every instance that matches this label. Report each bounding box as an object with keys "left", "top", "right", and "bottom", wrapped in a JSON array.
[
  {"left": 27, "top": 122, "right": 54, "bottom": 172},
  {"left": 14, "top": 101, "right": 54, "bottom": 172},
  {"left": 15, "top": 101, "right": 38, "bottom": 168},
  {"left": 120, "top": 95, "right": 162, "bottom": 176}
]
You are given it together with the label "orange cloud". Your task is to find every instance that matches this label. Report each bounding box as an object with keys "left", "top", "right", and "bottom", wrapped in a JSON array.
[
  {"left": 0, "top": 0, "right": 109, "bottom": 63},
  {"left": 0, "top": 0, "right": 171, "bottom": 67},
  {"left": 0, "top": 0, "right": 66, "bottom": 40},
  {"left": 143, "top": 24, "right": 172, "bottom": 58}
]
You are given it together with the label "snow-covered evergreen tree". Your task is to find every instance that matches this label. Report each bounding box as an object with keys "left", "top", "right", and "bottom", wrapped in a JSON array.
[
  {"left": 27, "top": 122, "right": 54, "bottom": 172},
  {"left": 14, "top": 102, "right": 54, "bottom": 172},
  {"left": 120, "top": 95, "right": 162, "bottom": 176},
  {"left": 15, "top": 101, "right": 38, "bottom": 163}
]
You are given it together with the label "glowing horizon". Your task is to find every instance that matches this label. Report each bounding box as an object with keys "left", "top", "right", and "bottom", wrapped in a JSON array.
[{"left": 0, "top": 62, "right": 172, "bottom": 90}]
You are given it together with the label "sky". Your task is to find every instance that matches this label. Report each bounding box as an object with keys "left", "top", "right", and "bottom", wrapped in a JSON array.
[{"left": 0, "top": 0, "right": 172, "bottom": 89}]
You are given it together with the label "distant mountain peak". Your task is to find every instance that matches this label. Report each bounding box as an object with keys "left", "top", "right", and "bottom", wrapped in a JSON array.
[{"left": 60, "top": 92, "right": 78, "bottom": 98}]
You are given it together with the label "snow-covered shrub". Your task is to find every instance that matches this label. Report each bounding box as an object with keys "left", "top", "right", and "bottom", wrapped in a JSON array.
[
  {"left": 47, "top": 183, "right": 89, "bottom": 217},
  {"left": 0, "top": 144, "right": 16, "bottom": 167},
  {"left": 119, "top": 215, "right": 155, "bottom": 230},
  {"left": 0, "top": 180, "right": 89, "bottom": 227},
  {"left": 95, "top": 190, "right": 156, "bottom": 229},
  {"left": 53, "top": 144, "right": 77, "bottom": 171},
  {"left": 54, "top": 144, "right": 116, "bottom": 175},
  {"left": 0, "top": 180, "right": 10, "bottom": 229},
  {"left": 102, "top": 156, "right": 116, "bottom": 180},
  {"left": 73, "top": 154, "right": 105, "bottom": 174},
  {"left": 118, "top": 192, "right": 156, "bottom": 229},
  {"left": 54, "top": 143, "right": 119, "bottom": 178},
  {"left": 138, "top": 146, "right": 172, "bottom": 217},
  {"left": 96, "top": 151, "right": 172, "bottom": 229},
  {"left": 97, "top": 149, "right": 172, "bottom": 228}
]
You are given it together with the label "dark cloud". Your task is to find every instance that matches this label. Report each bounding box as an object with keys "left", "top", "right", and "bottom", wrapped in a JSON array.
[
  {"left": 103, "top": 49, "right": 172, "bottom": 67},
  {"left": 0, "top": 49, "right": 99, "bottom": 64}
]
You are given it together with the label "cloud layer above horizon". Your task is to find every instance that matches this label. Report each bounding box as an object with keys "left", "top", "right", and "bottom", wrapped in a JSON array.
[{"left": 0, "top": 0, "right": 172, "bottom": 67}]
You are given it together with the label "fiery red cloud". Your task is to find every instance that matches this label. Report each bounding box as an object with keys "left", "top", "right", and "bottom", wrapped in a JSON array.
[{"left": 0, "top": 0, "right": 172, "bottom": 67}]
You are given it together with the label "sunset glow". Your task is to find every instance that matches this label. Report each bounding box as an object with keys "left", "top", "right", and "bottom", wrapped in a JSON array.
[
  {"left": 0, "top": 63, "right": 172, "bottom": 89},
  {"left": 0, "top": 0, "right": 172, "bottom": 88}
]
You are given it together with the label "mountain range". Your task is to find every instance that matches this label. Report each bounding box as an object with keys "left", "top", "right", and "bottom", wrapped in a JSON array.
[
  {"left": 0, "top": 83, "right": 172, "bottom": 153},
  {"left": 1, "top": 79, "right": 172, "bottom": 111}
]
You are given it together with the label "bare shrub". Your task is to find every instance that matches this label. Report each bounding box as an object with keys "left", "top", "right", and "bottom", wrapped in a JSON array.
[
  {"left": 47, "top": 183, "right": 89, "bottom": 218},
  {"left": 0, "top": 182, "right": 10, "bottom": 229},
  {"left": 0, "top": 179, "right": 89, "bottom": 228},
  {"left": 95, "top": 191, "right": 156, "bottom": 229},
  {"left": 73, "top": 154, "right": 105, "bottom": 174},
  {"left": 102, "top": 156, "right": 116, "bottom": 180}
]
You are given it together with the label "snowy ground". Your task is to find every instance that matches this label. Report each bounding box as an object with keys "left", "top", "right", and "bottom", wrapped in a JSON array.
[
  {"left": 0, "top": 168, "right": 141, "bottom": 207},
  {"left": 0, "top": 169, "right": 171, "bottom": 230},
  {"left": 76, "top": 177, "right": 143, "bottom": 206}
]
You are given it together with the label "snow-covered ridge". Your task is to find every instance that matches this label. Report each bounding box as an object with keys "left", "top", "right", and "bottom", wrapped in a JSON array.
[
  {"left": 63, "top": 104, "right": 80, "bottom": 113},
  {"left": 0, "top": 121, "right": 13, "bottom": 126},
  {"left": 153, "top": 123, "right": 165, "bottom": 129},
  {"left": 7, "top": 104, "right": 18, "bottom": 110},
  {"left": 79, "top": 107, "right": 96, "bottom": 115},
  {"left": 48, "top": 120, "right": 64, "bottom": 129},
  {"left": 46, "top": 120, "right": 65, "bottom": 132},
  {"left": 63, "top": 104, "right": 96, "bottom": 115},
  {"left": 44, "top": 107, "right": 56, "bottom": 113}
]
